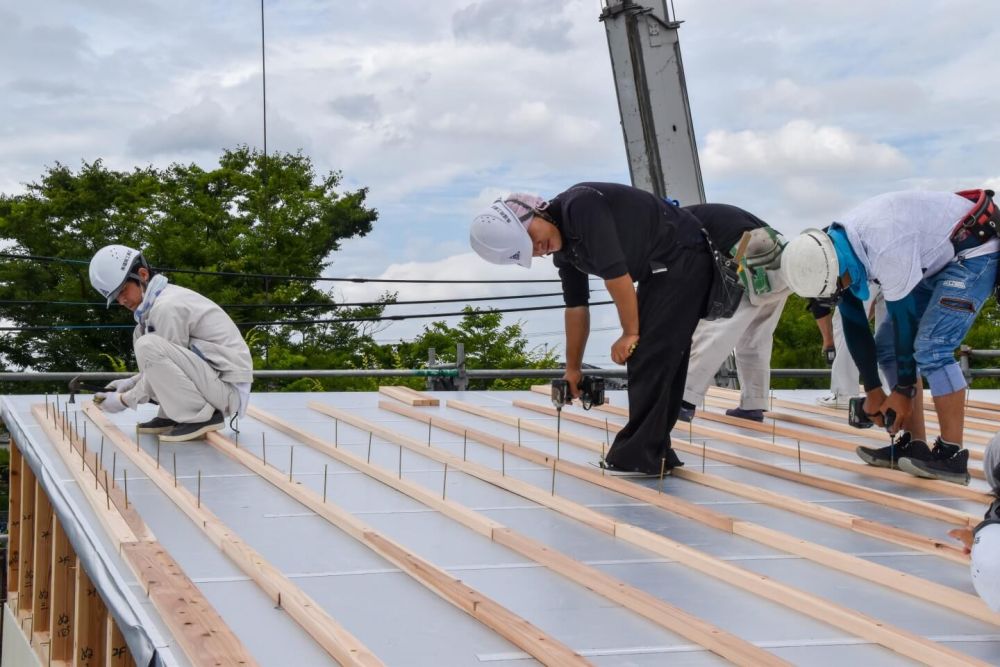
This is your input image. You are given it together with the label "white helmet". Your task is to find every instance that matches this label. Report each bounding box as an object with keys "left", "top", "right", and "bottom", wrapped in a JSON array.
[
  {"left": 972, "top": 523, "right": 1000, "bottom": 611},
  {"left": 779, "top": 229, "right": 840, "bottom": 298},
  {"left": 89, "top": 244, "right": 148, "bottom": 307},
  {"left": 470, "top": 200, "right": 533, "bottom": 268}
]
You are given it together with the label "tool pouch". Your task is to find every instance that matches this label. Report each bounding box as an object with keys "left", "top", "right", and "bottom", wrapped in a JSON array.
[{"left": 701, "top": 228, "right": 744, "bottom": 321}]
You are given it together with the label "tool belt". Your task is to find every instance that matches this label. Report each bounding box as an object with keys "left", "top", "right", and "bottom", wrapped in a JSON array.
[
  {"left": 950, "top": 189, "right": 1000, "bottom": 252},
  {"left": 701, "top": 228, "right": 744, "bottom": 321},
  {"left": 949, "top": 189, "right": 1000, "bottom": 299}
]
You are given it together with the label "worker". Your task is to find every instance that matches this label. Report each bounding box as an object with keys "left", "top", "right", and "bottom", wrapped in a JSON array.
[
  {"left": 781, "top": 190, "right": 1000, "bottom": 485},
  {"left": 949, "top": 433, "right": 1000, "bottom": 610},
  {"left": 678, "top": 203, "right": 789, "bottom": 423},
  {"left": 469, "top": 182, "right": 716, "bottom": 475},
  {"left": 88, "top": 244, "right": 253, "bottom": 442}
]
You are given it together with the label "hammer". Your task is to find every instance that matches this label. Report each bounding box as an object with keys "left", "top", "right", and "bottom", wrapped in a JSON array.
[{"left": 67, "top": 376, "right": 111, "bottom": 404}]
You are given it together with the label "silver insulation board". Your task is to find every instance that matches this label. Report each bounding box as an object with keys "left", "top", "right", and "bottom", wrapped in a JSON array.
[{"left": 3, "top": 388, "right": 1000, "bottom": 666}]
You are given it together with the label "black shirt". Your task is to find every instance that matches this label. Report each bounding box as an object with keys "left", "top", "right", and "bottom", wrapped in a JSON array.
[
  {"left": 547, "top": 183, "right": 705, "bottom": 308},
  {"left": 683, "top": 203, "right": 769, "bottom": 255}
]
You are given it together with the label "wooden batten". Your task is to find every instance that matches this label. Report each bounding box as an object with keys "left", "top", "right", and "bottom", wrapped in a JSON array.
[
  {"left": 200, "top": 425, "right": 590, "bottom": 666},
  {"left": 82, "top": 403, "right": 382, "bottom": 667},
  {"left": 358, "top": 400, "right": 989, "bottom": 666},
  {"left": 377, "top": 385, "right": 439, "bottom": 406},
  {"left": 246, "top": 408, "right": 785, "bottom": 666},
  {"left": 515, "top": 397, "right": 980, "bottom": 527},
  {"left": 580, "top": 396, "right": 993, "bottom": 505},
  {"left": 30, "top": 404, "right": 257, "bottom": 667},
  {"left": 49, "top": 518, "right": 74, "bottom": 663},
  {"left": 454, "top": 398, "right": 967, "bottom": 563},
  {"left": 8, "top": 442, "right": 22, "bottom": 601},
  {"left": 441, "top": 400, "right": 996, "bottom": 624}
]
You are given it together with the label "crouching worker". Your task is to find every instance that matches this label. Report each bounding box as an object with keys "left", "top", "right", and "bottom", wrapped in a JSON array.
[
  {"left": 88, "top": 244, "right": 253, "bottom": 442},
  {"left": 949, "top": 433, "right": 1000, "bottom": 610},
  {"left": 469, "top": 183, "right": 714, "bottom": 475}
]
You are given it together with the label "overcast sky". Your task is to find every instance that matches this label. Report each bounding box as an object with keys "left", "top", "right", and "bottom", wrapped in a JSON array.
[{"left": 4, "top": 1, "right": 1000, "bottom": 366}]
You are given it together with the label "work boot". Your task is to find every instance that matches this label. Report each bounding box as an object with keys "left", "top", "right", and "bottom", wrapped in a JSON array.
[
  {"left": 678, "top": 401, "right": 696, "bottom": 423},
  {"left": 855, "top": 431, "right": 928, "bottom": 469},
  {"left": 725, "top": 407, "right": 764, "bottom": 422},
  {"left": 159, "top": 411, "right": 224, "bottom": 443},
  {"left": 898, "top": 438, "right": 971, "bottom": 485},
  {"left": 136, "top": 416, "right": 178, "bottom": 434}
]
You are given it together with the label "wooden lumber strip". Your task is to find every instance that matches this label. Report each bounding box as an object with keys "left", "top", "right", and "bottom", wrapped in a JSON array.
[
  {"left": 80, "top": 404, "right": 382, "bottom": 667},
  {"left": 420, "top": 400, "right": 998, "bottom": 626},
  {"left": 31, "top": 405, "right": 257, "bottom": 667},
  {"left": 202, "top": 424, "right": 591, "bottom": 667},
  {"left": 703, "top": 391, "right": 993, "bottom": 457},
  {"left": 584, "top": 397, "right": 993, "bottom": 504},
  {"left": 707, "top": 387, "right": 1000, "bottom": 441},
  {"left": 515, "top": 397, "right": 980, "bottom": 528},
  {"left": 377, "top": 385, "right": 439, "bottom": 406},
  {"left": 245, "top": 407, "right": 781, "bottom": 666},
  {"left": 310, "top": 401, "right": 989, "bottom": 666},
  {"left": 450, "top": 399, "right": 968, "bottom": 564},
  {"left": 8, "top": 442, "right": 21, "bottom": 604}
]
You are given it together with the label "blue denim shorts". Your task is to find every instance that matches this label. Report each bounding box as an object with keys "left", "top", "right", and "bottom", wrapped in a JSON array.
[{"left": 875, "top": 251, "right": 998, "bottom": 396}]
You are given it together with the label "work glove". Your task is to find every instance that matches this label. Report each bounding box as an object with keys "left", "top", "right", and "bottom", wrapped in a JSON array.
[
  {"left": 105, "top": 375, "right": 140, "bottom": 393},
  {"left": 95, "top": 392, "right": 129, "bottom": 414}
]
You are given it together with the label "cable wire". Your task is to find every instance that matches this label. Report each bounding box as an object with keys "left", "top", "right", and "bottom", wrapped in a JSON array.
[
  {"left": 0, "top": 290, "right": 583, "bottom": 309},
  {"left": 0, "top": 300, "right": 613, "bottom": 331},
  {"left": 0, "top": 252, "right": 574, "bottom": 284}
]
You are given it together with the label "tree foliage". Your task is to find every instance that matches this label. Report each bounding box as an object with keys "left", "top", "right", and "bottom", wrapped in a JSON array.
[{"left": 0, "top": 147, "right": 379, "bottom": 386}]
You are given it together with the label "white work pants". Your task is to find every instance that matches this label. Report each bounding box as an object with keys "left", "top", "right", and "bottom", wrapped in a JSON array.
[
  {"left": 683, "top": 292, "right": 788, "bottom": 411},
  {"left": 829, "top": 290, "right": 887, "bottom": 398},
  {"left": 133, "top": 335, "right": 240, "bottom": 423}
]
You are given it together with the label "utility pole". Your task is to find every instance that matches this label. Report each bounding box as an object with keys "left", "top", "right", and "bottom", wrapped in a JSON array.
[{"left": 601, "top": 0, "right": 705, "bottom": 205}]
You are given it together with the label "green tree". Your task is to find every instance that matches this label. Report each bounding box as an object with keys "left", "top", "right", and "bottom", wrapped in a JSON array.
[
  {"left": 388, "top": 307, "right": 560, "bottom": 390},
  {"left": 770, "top": 294, "right": 830, "bottom": 389},
  {"left": 0, "top": 147, "right": 378, "bottom": 390}
]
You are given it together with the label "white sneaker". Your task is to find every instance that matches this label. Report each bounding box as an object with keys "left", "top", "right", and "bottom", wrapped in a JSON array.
[{"left": 816, "top": 394, "right": 851, "bottom": 409}]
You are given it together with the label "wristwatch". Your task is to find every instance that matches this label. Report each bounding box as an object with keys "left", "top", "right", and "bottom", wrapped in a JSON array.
[{"left": 892, "top": 384, "right": 917, "bottom": 398}]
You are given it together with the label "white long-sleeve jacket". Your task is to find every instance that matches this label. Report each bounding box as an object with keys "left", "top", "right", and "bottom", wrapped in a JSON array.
[{"left": 123, "top": 284, "right": 253, "bottom": 406}]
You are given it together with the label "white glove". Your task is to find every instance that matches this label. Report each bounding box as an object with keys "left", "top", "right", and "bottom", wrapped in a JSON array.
[
  {"left": 96, "top": 392, "right": 129, "bottom": 413},
  {"left": 105, "top": 375, "right": 140, "bottom": 393}
]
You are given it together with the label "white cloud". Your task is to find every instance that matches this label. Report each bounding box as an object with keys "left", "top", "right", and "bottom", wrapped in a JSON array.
[{"left": 703, "top": 120, "right": 908, "bottom": 176}]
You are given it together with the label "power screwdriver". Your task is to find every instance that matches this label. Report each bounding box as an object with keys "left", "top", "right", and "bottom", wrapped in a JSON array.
[
  {"left": 848, "top": 396, "right": 896, "bottom": 432},
  {"left": 551, "top": 377, "right": 606, "bottom": 411}
]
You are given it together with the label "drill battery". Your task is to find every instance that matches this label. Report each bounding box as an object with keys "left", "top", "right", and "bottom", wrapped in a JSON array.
[
  {"left": 848, "top": 396, "right": 873, "bottom": 429},
  {"left": 551, "top": 377, "right": 606, "bottom": 411}
]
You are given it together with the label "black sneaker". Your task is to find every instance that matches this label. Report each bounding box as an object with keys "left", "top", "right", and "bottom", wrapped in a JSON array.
[
  {"left": 159, "top": 411, "right": 224, "bottom": 442},
  {"left": 855, "top": 432, "right": 929, "bottom": 469},
  {"left": 898, "top": 438, "right": 971, "bottom": 485},
  {"left": 137, "top": 416, "right": 178, "bottom": 434},
  {"left": 725, "top": 407, "right": 764, "bottom": 422},
  {"left": 678, "top": 401, "right": 696, "bottom": 423}
]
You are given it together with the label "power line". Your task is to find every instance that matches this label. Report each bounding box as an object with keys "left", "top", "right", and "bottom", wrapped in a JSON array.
[
  {"left": 0, "top": 300, "right": 614, "bottom": 331},
  {"left": 0, "top": 290, "right": 580, "bottom": 309},
  {"left": 0, "top": 252, "right": 568, "bottom": 284}
]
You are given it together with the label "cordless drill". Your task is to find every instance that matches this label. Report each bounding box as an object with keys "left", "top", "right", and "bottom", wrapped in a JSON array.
[
  {"left": 551, "top": 377, "right": 606, "bottom": 411},
  {"left": 848, "top": 396, "right": 896, "bottom": 432}
]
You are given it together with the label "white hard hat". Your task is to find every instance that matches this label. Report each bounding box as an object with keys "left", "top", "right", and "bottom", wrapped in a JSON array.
[
  {"left": 780, "top": 228, "right": 840, "bottom": 298},
  {"left": 972, "top": 523, "right": 1000, "bottom": 611},
  {"left": 470, "top": 200, "right": 533, "bottom": 268},
  {"left": 89, "top": 244, "right": 147, "bottom": 307}
]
